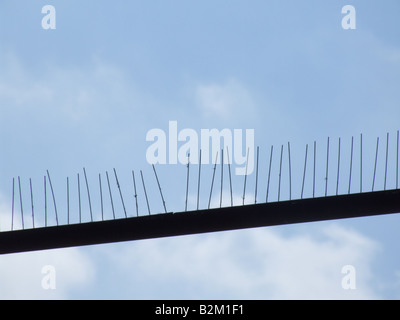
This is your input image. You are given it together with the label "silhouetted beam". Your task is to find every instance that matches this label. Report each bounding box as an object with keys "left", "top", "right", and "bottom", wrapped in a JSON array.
[{"left": 1, "top": 189, "right": 399, "bottom": 255}]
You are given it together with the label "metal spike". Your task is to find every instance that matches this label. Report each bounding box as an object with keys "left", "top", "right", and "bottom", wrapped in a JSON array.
[
  {"left": 226, "top": 147, "right": 233, "bottom": 207},
  {"left": 106, "top": 171, "right": 115, "bottom": 220},
  {"left": 114, "top": 168, "right": 127, "bottom": 218},
  {"left": 83, "top": 168, "right": 93, "bottom": 222},
  {"left": 152, "top": 164, "right": 167, "bottom": 214},
  {"left": 384, "top": 133, "right": 389, "bottom": 190},
  {"left": 325, "top": 137, "right": 330, "bottom": 197},
  {"left": 348, "top": 136, "right": 354, "bottom": 194},
  {"left": 44, "top": 176, "right": 47, "bottom": 227},
  {"left": 99, "top": 174, "right": 104, "bottom": 221},
  {"left": 255, "top": 146, "right": 260, "bottom": 204},
  {"left": 30, "top": 178, "right": 35, "bottom": 229},
  {"left": 372, "top": 137, "right": 379, "bottom": 191},
  {"left": 11, "top": 178, "right": 15, "bottom": 231},
  {"left": 46, "top": 170, "right": 59, "bottom": 226},
  {"left": 336, "top": 138, "right": 341, "bottom": 196},
  {"left": 313, "top": 141, "right": 316, "bottom": 198},
  {"left": 197, "top": 150, "right": 202, "bottom": 210},
  {"left": 186, "top": 154, "right": 190, "bottom": 211},
  {"left": 132, "top": 171, "right": 139, "bottom": 217},
  {"left": 140, "top": 170, "right": 151, "bottom": 215},
  {"left": 266, "top": 145, "right": 273, "bottom": 203},
  {"left": 242, "top": 148, "right": 250, "bottom": 205},
  {"left": 220, "top": 150, "right": 224, "bottom": 208},
  {"left": 301, "top": 144, "right": 308, "bottom": 199},
  {"left": 18, "top": 177, "right": 24, "bottom": 230},
  {"left": 278, "top": 145, "right": 283, "bottom": 202},
  {"left": 208, "top": 152, "right": 219, "bottom": 209}
]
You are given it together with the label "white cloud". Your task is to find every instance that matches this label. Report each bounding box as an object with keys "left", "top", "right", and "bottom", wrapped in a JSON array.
[
  {"left": 195, "top": 79, "right": 256, "bottom": 122},
  {"left": 0, "top": 52, "right": 53, "bottom": 107},
  {"left": 99, "top": 222, "right": 381, "bottom": 299},
  {"left": 0, "top": 52, "right": 140, "bottom": 124},
  {"left": 0, "top": 248, "right": 95, "bottom": 300},
  {"left": 0, "top": 190, "right": 384, "bottom": 300}
]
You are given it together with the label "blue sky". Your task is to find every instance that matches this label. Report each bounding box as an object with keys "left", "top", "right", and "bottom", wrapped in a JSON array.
[{"left": 0, "top": 0, "right": 400, "bottom": 299}]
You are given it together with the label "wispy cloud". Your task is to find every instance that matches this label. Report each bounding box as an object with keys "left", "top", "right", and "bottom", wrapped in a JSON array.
[
  {"left": 0, "top": 52, "right": 142, "bottom": 124},
  {"left": 0, "top": 247, "right": 95, "bottom": 300},
  {"left": 97, "top": 223, "right": 380, "bottom": 299},
  {"left": 195, "top": 79, "right": 256, "bottom": 123}
]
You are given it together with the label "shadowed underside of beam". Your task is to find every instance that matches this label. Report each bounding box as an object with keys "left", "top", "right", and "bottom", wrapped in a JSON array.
[{"left": 0, "top": 189, "right": 399, "bottom": 255}]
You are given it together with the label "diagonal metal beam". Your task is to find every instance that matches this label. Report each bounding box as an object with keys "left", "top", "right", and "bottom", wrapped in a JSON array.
[{"left": 1, "top": 189, "right": 399, "bottom": 255}]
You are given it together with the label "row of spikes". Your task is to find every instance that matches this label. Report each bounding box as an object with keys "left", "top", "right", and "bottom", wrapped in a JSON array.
[{"left": 3, "top": 131, "right": 399, "bottom": 232}]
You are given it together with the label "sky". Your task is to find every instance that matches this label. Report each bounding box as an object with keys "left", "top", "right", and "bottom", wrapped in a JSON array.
[{"left": 0, "top": 0, "right": 400, "bottom": 299}]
